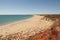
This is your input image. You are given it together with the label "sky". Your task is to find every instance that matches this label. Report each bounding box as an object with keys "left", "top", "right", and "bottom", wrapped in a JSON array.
[{"left": 0, "top": 0, "right": 60, "bottom": 15}]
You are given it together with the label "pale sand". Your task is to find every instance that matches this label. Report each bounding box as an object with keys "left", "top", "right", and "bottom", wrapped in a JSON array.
[{"left": 0, "top": 15, "right": 55, "bottom": 37}]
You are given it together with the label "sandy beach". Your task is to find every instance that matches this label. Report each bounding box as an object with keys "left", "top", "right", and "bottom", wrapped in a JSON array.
[{"left": 0, "top": 15, "right": 55, "bottom": 40}]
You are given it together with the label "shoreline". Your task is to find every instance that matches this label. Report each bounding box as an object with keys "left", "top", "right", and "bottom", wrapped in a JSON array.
[
  {"left": 0, "top": 15, "right": 41, "bottom": 27},
  {"left": 0, "top": 15, "right": 54, "bottom": 39},
  {"left": 0, "top": 15, "right": 33, "bottom": 26}
]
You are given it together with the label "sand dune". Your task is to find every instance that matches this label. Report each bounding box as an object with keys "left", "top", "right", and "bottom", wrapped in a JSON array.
[{"left": 0, "top": 15, "right": 54, "bottom": 38}]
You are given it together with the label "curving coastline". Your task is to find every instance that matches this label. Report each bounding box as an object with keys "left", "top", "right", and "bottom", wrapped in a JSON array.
[{"left": 0, "top": 15, "right": 54, "bottom": 40}]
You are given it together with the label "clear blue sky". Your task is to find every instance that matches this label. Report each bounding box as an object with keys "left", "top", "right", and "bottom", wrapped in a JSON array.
[{"left": 0, "top": 0, "right": 60, "bottom": 15}]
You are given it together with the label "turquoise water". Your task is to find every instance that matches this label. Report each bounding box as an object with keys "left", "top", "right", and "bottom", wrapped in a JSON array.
[{"left": 0, "top": 15, "right": 32, "bottom": 25}]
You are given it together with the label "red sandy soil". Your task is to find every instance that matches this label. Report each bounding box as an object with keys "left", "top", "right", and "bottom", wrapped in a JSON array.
[{"left": 27, "top": 25, "right": 60, "bottom": 40}]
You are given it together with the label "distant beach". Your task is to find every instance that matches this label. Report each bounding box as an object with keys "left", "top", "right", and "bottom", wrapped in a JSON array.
[
  {"left": 0, "top": 15, "right": 55, "bottom": 40},
  {"left": 0, "top": 15, "right": 54, "bottom": 36}
]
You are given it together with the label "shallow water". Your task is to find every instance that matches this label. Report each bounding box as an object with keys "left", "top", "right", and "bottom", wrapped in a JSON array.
[{"left": 0, "top": 15, "right": 32, "bottom": 25}]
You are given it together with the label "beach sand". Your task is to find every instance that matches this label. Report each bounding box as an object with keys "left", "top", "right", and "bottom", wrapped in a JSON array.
[{"left": 0, "top": 15, "right": 54, "bottom": 40}]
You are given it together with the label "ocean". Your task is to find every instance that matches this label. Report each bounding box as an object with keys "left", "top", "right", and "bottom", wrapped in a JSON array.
[{"left": 0, "top": 15, "right": 32, "bottom": 25}]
